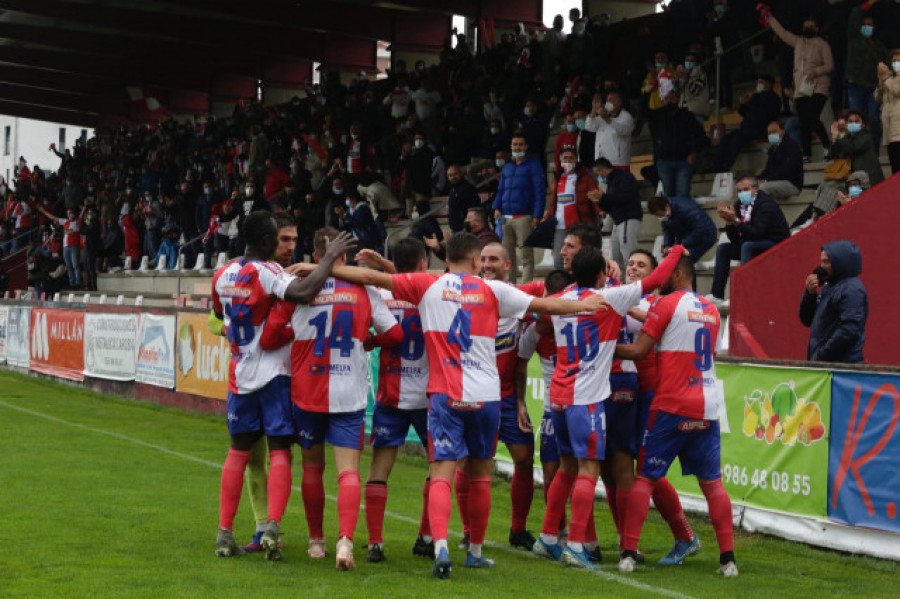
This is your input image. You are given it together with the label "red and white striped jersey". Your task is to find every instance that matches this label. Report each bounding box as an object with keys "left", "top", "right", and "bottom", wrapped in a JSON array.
[
  {"left": 496, "top": 310, "right": 522, "bottom": 399},
  {"left": 517, "top": 320, "right": 557, "bottom": 409},
  {"left": 554, "top": 171, "right": 580, "bottom": 229},
  {"left": 626, "top": 295, "right": 663, "bottom": 393},
  {"left": 642, "top": 290, "right": 722, "bottom": 420},
  {"left": 391, "top": 272, "right": 533, "bottom": 403},
  {"left": 267, "top": 278, "right": 399, "bottom": 413},
  {"left": 607, "top": 278, "right": 637, "bottom": 376},
  {"left": 376, "top": 288, "right": 429, "bottom": 410},
  {"left": 549, "top": 282, "right": 643, "bottom": 406},
  {"left": 211, "top": 259, "right": 296, "bottom": 394}
]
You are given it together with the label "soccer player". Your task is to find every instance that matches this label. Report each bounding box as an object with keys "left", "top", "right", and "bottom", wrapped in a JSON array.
[
  {"left": 514, "top": 270, "right": 574, "bottom": 541},
  {"left": 533, "top": 244, "right": 684, "bottom": 569},
  {"left": 357, "top": 240, "right": 434, "bottom": 563},
  {"left": 301, "top": 232, "right": 607, "bottom": 579},
  {"left": 260, "top": 227, "right": 402, "bottom": 571},
  {"left": 211, "top": 211, "right": 355, "bottom": 559},
  {"left": 614, "top": 256, "right": 737, "bottom": 577},
  {"left": 464, "top": 242, "right": 537, "bottom": 551},
  {"left": 622, "top": 249, "right": 700, "bottom": 565}
]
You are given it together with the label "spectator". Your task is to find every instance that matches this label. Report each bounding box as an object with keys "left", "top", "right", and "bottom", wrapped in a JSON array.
[
  {"left": 835, "top": 170, "right": 872, "bottom": 209},
  {"left": 26, "top": 239, "right": 50, "bottom": 298},
  {"left": 100, "top": 217, "right": 124, "bottom": 272},
  {"left": 406, "top": 132, "right": 435, "bottom": 216},
  {"left": 407, "top": 198, "right": 443, "bottom": 259},
  {"left": 647, "top": 195, "right": 718, "bottom": 264},
  {"left": 846, "top": 2, "right": 888, "bottom": 149},
  {"left": 58, "top": 176, "right": 83, "bottom": 213},
  {"left": 647, "top": 82, "right": 708, "bottom": 197},
  {"left": 876, "top": 54, "right": 900, "bottom": 174},
  {"left": 446, "top": 165, "right": 480, "bottom": 235},
  {"left": 492, "top": 133, "right": 546, "bottom": 283},
  {"left": 830, "top": 110, "right": 885, "bottom": 187},
  {"left": 247, "top": 125, "right": 269, "bottom": 177},
  {"left": 543, "top": 147, "right": 599, "bottom": 269},
  {"left": 553, "top": 113, "right": 580, "bottom": 173},
  {"left": 357, "top": 176, "right": 403, "bottom": 223},
  {"left": 519, "top": 99, "right": 552, "bottom": 169},
  {"left": 479, "top": 118, "right": 509, "bottom": 160},
  {"left": 677, "top": 50, "right": 710, "bottom": 123},
  {"left": 583, "top": 91, "right": 634, "bottom": 169},
  {"left": 758, "top": 120, "right": 805, "bottom": 200},
  {"left": 37, "top": 203, "right": 82, "bottom": 290},
  {"left": 483, "top": 90, "right": 506, "bottom": 131},
  {"left": 712, "top": 76, "right": 781, "bottom": 170},
  {"left": 799, "top": 240, "right": 867, "bottom": 364},
  {"left": 588, "top": 157, "right": 641, "bottom": 269},
  {"left": 154, "top": 224, "right": 180, "bottom": 269},
  {"left": 121, "top": 211, "right": 141, "bottom": 268},
  {"left": 338, "top": 187, "right": 382, "bottom": 254},
  {"left": 82, "top": 202, "right": 101, "bottom": 290},
  {"left": 641, "top": 51, "right": 675, "bottom": 112},
  {"left": 766, "top": 13, "right": 834, "bottom": 162},
  {"left": 707, "top": 176, "right": 790, "bottom": 305}
]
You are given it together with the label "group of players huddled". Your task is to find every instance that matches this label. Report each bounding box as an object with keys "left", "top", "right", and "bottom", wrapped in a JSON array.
[{"left": 209, "top": 210, "right": 738, "bottom": 579}]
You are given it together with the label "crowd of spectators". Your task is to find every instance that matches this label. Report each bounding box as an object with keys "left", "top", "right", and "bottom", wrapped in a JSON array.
[{"left": 0, "top": 0, "right": 896, "bottom": 292}]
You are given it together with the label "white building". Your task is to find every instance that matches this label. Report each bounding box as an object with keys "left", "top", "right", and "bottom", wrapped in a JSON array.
[{"left": 0, "top": 115, "right": 93, "bottom": 185}]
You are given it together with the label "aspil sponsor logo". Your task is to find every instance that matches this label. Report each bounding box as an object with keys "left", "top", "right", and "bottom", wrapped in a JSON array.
[
  {"left": 611, "top": 389, "right": 636, "bottom": 403},
  {"left": 678, "top": 419, "right": 711, "bottom": 432}
]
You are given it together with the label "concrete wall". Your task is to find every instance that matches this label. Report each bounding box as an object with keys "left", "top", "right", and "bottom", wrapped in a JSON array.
[{"left": 0, "top": 116, "right": 93, "bottom": 181}]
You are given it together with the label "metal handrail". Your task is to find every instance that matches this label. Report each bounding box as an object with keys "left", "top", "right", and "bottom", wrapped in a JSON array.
[
  {"left": 0, "top": 227, "right": 38, "bottom": 254},
  {"left": 175, "top": 230, "right": 209, "bottom": 298}
]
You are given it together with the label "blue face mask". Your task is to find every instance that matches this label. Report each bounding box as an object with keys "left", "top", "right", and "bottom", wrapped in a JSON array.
[
  {"left": 714, "top": 5, "right": 725, "bottom": 16},
  {"left": 768, "top": 133, "right": 781, "bottom": 145},
  {"left": 575, "top": 118, "right": 585, "bottom": 130},
  {"left": 566, "top": 124, "right": 577, "bottom": 133},
  {"left": 860, "top": 25, "right": 874, "bottom": 38},
  {"left": 738, "top": 190, "right": 753, "bottom": 205},
  {"left": 848, "top": 185, "right": 863, "bottom": 198},
  {"left": 655, "top": 62, "right": 666, "bottom": 69},
  {"left": 523, "top": 107, "right": 532, "bottom": 117},
  {"left": 333, "top": 188, "right": 343, "bottom": 196},
  {"left": 847, "top": 122, "right": 863, "bottom": 134},
  {"left": 684, "top": 61, "right": 696, "bottom": 70},
  {"left": 495, "top": 159, "right": 505, "bottom": 168},
  {"left": 598, "top": 175, "right": 608, "bottom": 184},
  {"left": 511, "top": 151, "right": 525, "bottom": 160}
]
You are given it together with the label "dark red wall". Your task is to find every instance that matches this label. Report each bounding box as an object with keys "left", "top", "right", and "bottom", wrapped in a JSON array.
[{"left": 729, "top": 172, "right": 898, "bottom": 366}]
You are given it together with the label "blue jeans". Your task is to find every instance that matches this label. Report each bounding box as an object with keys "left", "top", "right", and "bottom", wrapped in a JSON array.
[
  {"left": 710, "top": 239, "right": 776, "bottom": 299},
  {"left": 63, "top": 245, "right": 81, "bottom": 289},
  {"left": 847, "top": 82, "right": 881, "bottom": 150},
  {"left": 657, "top": 160, "right": 693, "bottom": 198}
]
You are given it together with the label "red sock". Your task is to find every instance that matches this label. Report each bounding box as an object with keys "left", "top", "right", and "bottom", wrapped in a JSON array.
[
  {"left": 364, "top": 482, "right": 388, "bottom": 545},
  {"left": 585, "top": 502, "right": 597, "bottom": 543},
  {"left": 302, "top": 463, "right": 326, "bottom": 538},
  {"left": 428, "top": 477, "right": 452, "bottom": 543},
  {"left": 337, "top": 470, "right": 361, "bottom": 540},
  {"left": 219, "top": 449, "right": 251, "bottom": 530},
  {"left": 510, "top": 467, "right": 534, "bottom": 533},
  {"left": 419, "top": 479, "right": 431, "bottom": 537},
  {"left": 623, "top": 476, "right": 655, "bottom": 551},
  {"left": 700, "top": 479, "right": 734, "bottom": 552},
  {"left": 468, "top": 476, "right": 492, "bottom": 545},
  {"left": 603, "top": 480, "right": 618, "bottom": 537},
  {"left": 653, "top": 477, "right": 694, "bottom": 542},
  {"left": 454, "top": 469, "right": 470, "bottom": 535},
  {"left": 542, "top": 470, "right": 575, "bottom": 535},
  {"left": 266, "top": 449, "right": 292, "bottom": 523},
  {"left": 569, "top": 474, "right": 597, "bottom": 544},
  {"left": 615, "top": 486, "right": 632, "bottom": 547}
]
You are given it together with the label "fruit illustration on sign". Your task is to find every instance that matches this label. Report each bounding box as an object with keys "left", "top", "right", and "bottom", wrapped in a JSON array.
[{"left": 741, "top": 381, "right": 825, "bottom": 446}]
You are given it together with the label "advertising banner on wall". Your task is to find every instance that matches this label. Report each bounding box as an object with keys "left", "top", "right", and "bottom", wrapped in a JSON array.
[
  {"left": 84, "top": 313, "right": 139, "bottom": 381},
  {"left": 29, "top": 308, "right": 85, "bottom": 381},
  {"left": 828, "top": 372, "right": 900, "bottom": 534},
  {"left": 667, "top": 364, "right": 831, "bottom": 518},
  {"left": 135, "top": 313, "right": 176, "bottom": 389},
  {"left": 174, "top": 311, "right": 229, "bottom": 400},
  {"left": 0, "top": 305, "right": 8, "bottom": 363},
  {"left": 6, "top": 305, "right": 30, "bottom": 368}
]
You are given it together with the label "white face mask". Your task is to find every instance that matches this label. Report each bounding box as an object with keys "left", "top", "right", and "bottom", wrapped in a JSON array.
[
  {"left": 245, "top": 187, "right": 254, "bottom": 196},
  {"left": 561, "top": 162, "right": 575, "bottom": 173},
  {"left": 604, "top": 101, "right": 615, "bottom": 113},
  {"left": 756, "top": 83, "right": 766, "bottom": 93},
  {"left": 414, "top": 139, "right": 424, "bottom": 149},
  {"left": 893, "top": 61, "right": 900, "bottom": 73}
]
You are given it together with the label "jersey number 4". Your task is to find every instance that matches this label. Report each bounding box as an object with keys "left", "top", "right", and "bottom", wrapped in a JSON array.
[
  {"left": 308, "top": 310, "right": 355, "bottom": 357},
  {"left": 446, "top": 309, "right": 472, "bottom": 352}
]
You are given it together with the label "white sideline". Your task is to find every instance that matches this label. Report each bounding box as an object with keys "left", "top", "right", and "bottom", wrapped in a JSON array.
[{"left": 0, "top": 398, "right": 695, "bottom": 599}]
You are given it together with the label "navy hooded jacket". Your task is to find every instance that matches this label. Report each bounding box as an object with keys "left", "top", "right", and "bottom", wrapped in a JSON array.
[{"left": 799, "top": 240, "right": 867, "bottom": 363}]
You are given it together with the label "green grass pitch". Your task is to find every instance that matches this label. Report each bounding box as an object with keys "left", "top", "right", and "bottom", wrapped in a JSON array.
[{"left": 0, "top": 370, "right": 897, "bottom": 598}]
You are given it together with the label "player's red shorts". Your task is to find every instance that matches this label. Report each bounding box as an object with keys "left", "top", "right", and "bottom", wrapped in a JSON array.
[
  {"left": 637, "top": 409, "right": 721, "bottom": 480},
  {"left": 549, "top": 401, "right": 606, "bottom": 461},
  {"left": 427, "top": 393, "right": 501, "bottom": 462}
]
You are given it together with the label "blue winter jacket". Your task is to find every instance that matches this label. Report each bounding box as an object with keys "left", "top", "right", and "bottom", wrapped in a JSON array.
[
  {"left": 492, "top": 155, "right": 546, "bottom": 219},
  {"left": 799, "top": 240, "right": 867, "bottom": 363},
  {"left": 661, "top": 196, "right": 718, "bottom": 259}
]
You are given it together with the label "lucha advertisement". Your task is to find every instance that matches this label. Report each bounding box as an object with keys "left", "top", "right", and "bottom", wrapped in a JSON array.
[
  {"left": 175, "top": 311, "right": 228, "bottom": 400},
  {"left": 84, "top": 313, "right": 139, "bottom": 381},
  {"left": 135, "top": 313, "right": 176, "bottom": 389},
  {"left": 0, "top": 305, "right": 8, "bottom": 363},
  {"left": 29, "top": 308, "right": 85, "bottom": 381},
  {"left": 5, "top": 305, "right": 30, "bottom": 368}
]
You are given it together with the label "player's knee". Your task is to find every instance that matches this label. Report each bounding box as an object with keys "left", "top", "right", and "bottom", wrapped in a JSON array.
[
  {"left": 267, "top": 434, "right": 293, "bottom": 451},
  {"left": 231, "top": 430, "right": 262, "bottom": 451}
]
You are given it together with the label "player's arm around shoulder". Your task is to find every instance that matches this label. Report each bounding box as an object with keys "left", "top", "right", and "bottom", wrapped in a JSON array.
[
  {"left": 528, "top": 287, "right": 609, "bottom": 316},
  {"left": 366, "top": 285, "right": 404, "bottom": 348},
  {"left": 615, "top": 331, "right": 658, "bottom": 361}
]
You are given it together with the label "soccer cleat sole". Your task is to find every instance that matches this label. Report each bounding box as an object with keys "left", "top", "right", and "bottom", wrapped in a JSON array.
[{"left": 718, "top": 561, "right": 739, "bottom": 578}]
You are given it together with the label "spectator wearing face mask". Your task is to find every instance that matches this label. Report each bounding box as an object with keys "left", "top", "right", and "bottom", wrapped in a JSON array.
[
  {"left": 641, "top": 51, "right": 675, "bottom": 112},
  {"left": 647, "top": 81, "right": 708, "bottom": 198},
  {"left": 835, "top": 170, "right": 872, "bottom": 210},
  {"left": 758, "top": 120, "right": 804, "bottom": 200},
  {"left": 58, "top": 177, "right": 84, "bottom": 213},
  {"left": 553, "top": 113, "right": 580, "bottom": 173},
  {"left": 480, "top": 119, "right": 510, "bottom": 160},
  {"left": 446, "top": 165, "right": 480, "bottom": 235},
  {"left": 765, "top": 13, "right": 833, "bottom": 162},
  {"left": 405, "top": 132, "right": 435, "bottom": 217},
  {"left": 830, "top": 110, "right": 884, "bottom": 187},
  {"left": 676, "top": 51, "right": 710, "bottom": 124},
  {"left": 584, "top": 91, "right": 634, "bottom": 169},
  {"left": 337, "top": 188, "right": 383, "bottom": 257},
  {"left": 588, "top": 157, "right": 641, "bottom": 269},
  {"left": 846, "top": 3, "right": 888, "bottom": 150},
  {"left": 712, "top": 76, "right": 781, "bottom": 171},
  {"left": 876, "top": 52, "right": 900, "bottom": 174},
  {"left": 647, "top": 195, "right": 717, "bottom": 265},
  {"left": 707, "top": 176, "right": 789, "bottom": 306},
  {"left": 543, "top": 147, "right": 598, "bottom": 269},
  {"left": 518, "top": 99, "right": 552, "bottom": 169}
]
